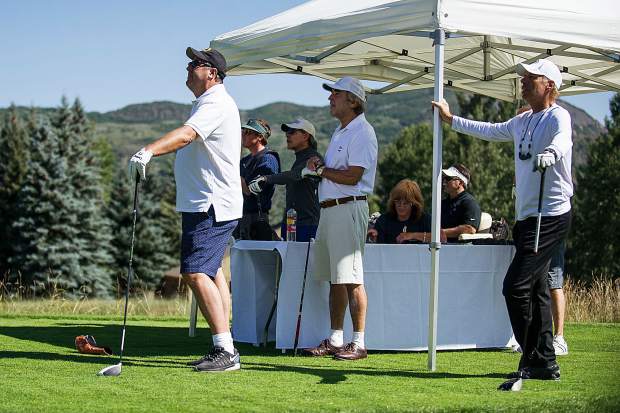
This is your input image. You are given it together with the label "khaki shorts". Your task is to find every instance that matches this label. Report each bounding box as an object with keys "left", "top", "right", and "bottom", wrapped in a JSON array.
[{"left": 313, "top": 200, "right": 368, "bottom": 284}]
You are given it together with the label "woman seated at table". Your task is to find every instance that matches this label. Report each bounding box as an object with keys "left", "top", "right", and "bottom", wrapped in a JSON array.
[{"left": 368, "top": 179, "right": 445, "bottom": 244}]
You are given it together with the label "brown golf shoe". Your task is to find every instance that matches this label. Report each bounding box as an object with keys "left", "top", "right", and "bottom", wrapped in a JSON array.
[
  {"left": 334, "top": 342, "right": 367, "bottom": 361},
  {"left": 303, "top": 339, "right": 343, "bottom": 356}
]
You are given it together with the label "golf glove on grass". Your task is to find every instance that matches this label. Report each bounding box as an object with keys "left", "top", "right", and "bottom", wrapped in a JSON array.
[
  {"left": 128, "top": 147, "right": 153, "bottom": 181},
  {"left": 534, "top": 149, "right": 556, "bottom": 171},
  {"left": 248, "top": 176, "right": 266, "bottom": 195}
]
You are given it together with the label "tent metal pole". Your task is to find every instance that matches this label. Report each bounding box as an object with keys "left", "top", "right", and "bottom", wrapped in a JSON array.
[{"left": 428, "top": 27, "right": 445, "bottom": 372}]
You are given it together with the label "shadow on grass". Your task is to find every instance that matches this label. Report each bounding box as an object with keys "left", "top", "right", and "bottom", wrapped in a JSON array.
[
  {"left": 243, "top": 361, "right": 507, "bottom": 384},
  {"left": 0, "top": 323, "right": 291, "bottom": 360},
  {"left": 1, "top": 323, "right": 509, "bottom": 382}
]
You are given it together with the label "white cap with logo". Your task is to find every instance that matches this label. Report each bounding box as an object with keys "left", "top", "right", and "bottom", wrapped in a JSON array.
[
  {"left": 516, "top": 59, "right": 563, "bottom": 90},
  {"left": 281, "top": 118, "right": 316, "bottom": 137},
  {"left": 322, "top": 76, "right": 366, "bottom": 102}
]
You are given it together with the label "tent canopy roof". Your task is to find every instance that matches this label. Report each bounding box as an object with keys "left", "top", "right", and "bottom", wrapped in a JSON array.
[{"left": 210, "top": 0, "right": 620, "bottom": 101}]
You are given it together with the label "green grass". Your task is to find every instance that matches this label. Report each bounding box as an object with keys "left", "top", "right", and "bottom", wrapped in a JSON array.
[{"left": 1, "top": 316, "right": 618, "bottom": 412}]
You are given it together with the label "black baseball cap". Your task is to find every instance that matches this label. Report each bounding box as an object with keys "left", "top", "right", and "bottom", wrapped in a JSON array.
[{"left": 186, "top": 47, "right": 227, "bottom": 79}]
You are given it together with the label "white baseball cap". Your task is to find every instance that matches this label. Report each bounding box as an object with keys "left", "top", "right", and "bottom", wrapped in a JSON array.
[
  {"left": 322, "top": 76, "right": 366, "bottom": 102},
  {"left": 281, "top": 118, "right": 316, "bottom": 137},
  {"left": 516, "top": 59, "right": 563, "bottom": 90}
]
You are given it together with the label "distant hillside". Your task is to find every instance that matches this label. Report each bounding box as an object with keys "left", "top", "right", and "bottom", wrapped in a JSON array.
[{"left": 1, "top": 90, "right": 605, "bottom": 166}]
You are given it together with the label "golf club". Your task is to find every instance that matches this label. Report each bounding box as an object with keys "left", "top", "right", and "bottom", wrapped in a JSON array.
[
  {"left": 498, "top": 167, "right": 547, "bottom": 391},
  {"left": 293, "top": 238, "right": 313, "bottom": 356},
  {"left": 97, "top": 175, "right": 140, "bottom": 376},
  {"left": 533, "top": 168, "right": 547, "bottom": 253}
]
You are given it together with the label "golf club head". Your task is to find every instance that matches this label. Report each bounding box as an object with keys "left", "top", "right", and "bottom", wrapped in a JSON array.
[
  {"left": 498, "top": 377, "right": 522, "bottom": 392},
  {"left": 97, "top": 363, "right": 122, "bottom": 376}
]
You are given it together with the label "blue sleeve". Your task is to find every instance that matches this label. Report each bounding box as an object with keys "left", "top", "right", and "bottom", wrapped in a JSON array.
[{"left": 254, "top": 153, "right": 280, "bottom": 178}]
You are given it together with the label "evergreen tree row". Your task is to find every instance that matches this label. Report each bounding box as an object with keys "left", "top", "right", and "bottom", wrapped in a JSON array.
[{"left": 0, "top": 100, "right": 179, "bottom": 297}]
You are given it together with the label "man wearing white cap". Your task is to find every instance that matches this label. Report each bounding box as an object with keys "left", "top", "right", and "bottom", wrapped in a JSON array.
[
  {"left": 302, "top": 77, "right": 378, "bottom": 360},
  {"left": 441, "top": 163, "right": 481, "bottom": 241},
  {"left": 432, "top": 59, "right": 573, "bottom": 381},
  {"left": 248, "top": 118, "right": 323, "bottom": 241}
]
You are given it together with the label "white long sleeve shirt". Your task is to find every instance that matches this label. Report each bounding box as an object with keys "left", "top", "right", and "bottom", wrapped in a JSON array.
[{"left": 451, "top": 103, "right": 573, "bottom": 221}]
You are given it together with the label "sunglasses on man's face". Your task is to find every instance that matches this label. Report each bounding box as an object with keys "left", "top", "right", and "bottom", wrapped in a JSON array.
[
  {"left": 188, "top": 60, "right": 212, "bottom": 71},
  {"left": 285, "top": 128, "right": 300, "bottom": 136}
]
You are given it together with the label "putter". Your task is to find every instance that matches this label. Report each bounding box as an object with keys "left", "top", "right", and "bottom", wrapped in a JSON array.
[
  {"left": 98, "top": 175, "right": 140, "bottom": 376},
  {"left": 498, "top": 167, "right": 547, "bottom": 391},
  {"left": 293, "top": 239, "right": 313, "bottom": 356}
]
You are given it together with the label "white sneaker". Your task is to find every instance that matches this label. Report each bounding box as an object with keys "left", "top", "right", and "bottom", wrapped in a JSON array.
[{"left": 553, "top": 335, "right": 568, "bottom": 356}]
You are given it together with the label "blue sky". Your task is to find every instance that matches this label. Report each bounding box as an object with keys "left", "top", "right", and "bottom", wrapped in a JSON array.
[{"left": 1, "top": 0, "right": 614, "bottom": 122}]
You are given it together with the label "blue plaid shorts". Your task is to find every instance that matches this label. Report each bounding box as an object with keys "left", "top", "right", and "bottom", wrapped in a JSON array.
[{"left": 180, "top": 208, "right": 237, "bottom": 278}]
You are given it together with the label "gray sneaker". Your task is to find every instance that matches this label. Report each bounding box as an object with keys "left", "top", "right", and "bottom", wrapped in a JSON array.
[
  {"left": 194, "top": 346, "right": 240, "bottom": 372},
  {"left": 553, "top": 335, "right": 568, "bottom": 356}
]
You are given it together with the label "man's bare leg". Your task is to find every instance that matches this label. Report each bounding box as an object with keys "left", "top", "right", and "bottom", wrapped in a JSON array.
[
  {"left": 347, "top": 284, "right": 367, "bottom": 333},
  {"left": 182, "top": 272, "right": 229, "bottom": 334},
  {"left": 550, "top": 288, "right": 565, "bottom": 336},
  {"left": 329, "top": 283, "right": 348, "bottom": 330},
  {"left": 213, "top": 267, "right": 230, "bottom": 323}
]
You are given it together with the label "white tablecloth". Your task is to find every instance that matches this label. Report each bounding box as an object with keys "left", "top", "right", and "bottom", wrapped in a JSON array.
[{"left": 231, "top": 241, "right": 515, "bottom": 351}]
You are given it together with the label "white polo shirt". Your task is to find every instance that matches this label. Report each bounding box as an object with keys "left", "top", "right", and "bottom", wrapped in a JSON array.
[
  {"left": 451, "top": 103, "right": 573, "bottom": 221},
  {"left": 319, "top": 113, "right": 378, "bottom": 202},
  {"left": 176, "top": 84, "right": 243, "bottom": 221}
]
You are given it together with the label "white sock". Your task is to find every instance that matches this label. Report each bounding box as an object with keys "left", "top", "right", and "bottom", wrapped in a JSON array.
[
  {"left": 352, "top": 331, "right": 365, "bottom": 349},
  {"left": 212, "top": 332, "right": 235, "bottom": 354},
  {"left": 329, "top": 329, "right": 344, "bottom": 347}
]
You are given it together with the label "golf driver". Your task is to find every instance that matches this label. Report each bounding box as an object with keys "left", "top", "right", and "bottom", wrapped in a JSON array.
[
  {"left": 98, "top": 175, "right": 140, "bottom": 376},
  {"left": 293, "top": 239, "right": 313, "bottom": 356},
  {"left": 498, "top": 167, "right": 547, "bottom": 391}
]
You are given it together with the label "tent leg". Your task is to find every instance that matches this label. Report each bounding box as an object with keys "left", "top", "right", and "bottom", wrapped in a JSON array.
[{"left": 428, "top": 27, "right": 445, "bottom": 372}]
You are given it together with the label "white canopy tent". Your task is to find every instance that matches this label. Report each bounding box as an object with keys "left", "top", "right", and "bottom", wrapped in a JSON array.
[{"left": 209, "top": 0, "right": 620, "bottom": 370}]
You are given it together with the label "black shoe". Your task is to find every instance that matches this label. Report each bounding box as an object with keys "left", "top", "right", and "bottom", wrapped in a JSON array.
[
  {"left": 193, "top": 346, "right": 240, "bottom": 372},
  {"left": 507, "top": 363, "right": 560, "bottom": 380},
  {"left": 187, "top": 355, "right": 209, "bottom": 367}
]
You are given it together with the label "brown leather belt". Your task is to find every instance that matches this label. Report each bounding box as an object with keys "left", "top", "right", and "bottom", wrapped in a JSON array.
[{"left": 320, "top": 195, "right": 367, "bottom": 209}]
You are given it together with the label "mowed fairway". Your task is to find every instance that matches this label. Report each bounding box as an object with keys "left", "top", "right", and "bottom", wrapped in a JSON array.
[{"left": 1, "top": 316, "right": 618, "bottom": 412}]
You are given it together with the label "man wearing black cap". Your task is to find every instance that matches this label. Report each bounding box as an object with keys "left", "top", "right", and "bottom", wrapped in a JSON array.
[
  {"left": 128, "top": 47, "right": 243, "bottom": 373},
  {"left": 432, "top": 59, "right": 572, "bottom": 381},
  {"left": 248, "top": 118, "right": 323, "bottom": 241}
]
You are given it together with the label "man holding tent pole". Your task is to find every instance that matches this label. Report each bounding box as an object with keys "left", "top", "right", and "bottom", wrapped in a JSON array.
[
  {"left": 432, "top": 59, "right": 573, "bottom": 380},
  {"left": 128, "top": 47, "right": 243, "bottom": 372},
  {"left": 302, "top": 76, "right": 378, "bottom": 360}
]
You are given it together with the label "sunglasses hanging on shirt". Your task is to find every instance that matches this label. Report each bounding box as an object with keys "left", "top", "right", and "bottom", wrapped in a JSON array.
[{"left": 518, "top": 107, "right": 556, "bottom": 161}]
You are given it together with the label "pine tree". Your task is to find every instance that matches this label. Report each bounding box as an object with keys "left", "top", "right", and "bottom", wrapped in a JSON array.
[
  {"left": 570, "top": 94, "right": 620, "bottom": 281},
  {"left": 12, "top": 115, "right": 80, "bottom": 295},
  {"left": 12, "top": 100, "right": 115, "bottom": 297},
  {"left": 0, "top": 106, "right": 29, "bottom": 277},
  {"left": 107, "top": 165, "right": 178, "bottom": 293}
]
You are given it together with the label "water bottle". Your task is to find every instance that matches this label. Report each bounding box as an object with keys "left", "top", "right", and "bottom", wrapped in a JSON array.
[{"left": 286, "top": 208, "right": 297, "bottom": 241}]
